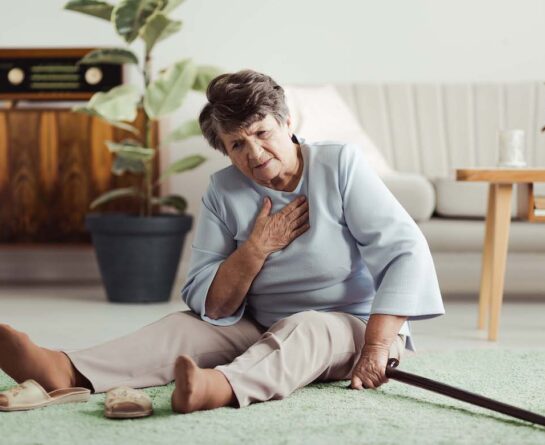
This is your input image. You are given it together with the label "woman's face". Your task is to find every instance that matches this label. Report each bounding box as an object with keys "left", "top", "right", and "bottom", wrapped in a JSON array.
[{"left": 218, "top": 114, "right": 302, "bottom": 191}]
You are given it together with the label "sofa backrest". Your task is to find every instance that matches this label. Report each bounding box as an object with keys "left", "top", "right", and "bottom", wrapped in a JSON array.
[{"left": 335, "top": 82, "right": 545, "bottom": 180}]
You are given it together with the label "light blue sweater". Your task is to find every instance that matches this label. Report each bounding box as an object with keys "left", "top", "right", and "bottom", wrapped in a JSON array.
[{"left": 182, "top": 138, "right": 445, "bottom": 351}]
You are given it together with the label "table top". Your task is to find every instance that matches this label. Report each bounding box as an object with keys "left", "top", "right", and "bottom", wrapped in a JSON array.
[{"left": 456, "top": 168, "right": 545, "bottom": 182}]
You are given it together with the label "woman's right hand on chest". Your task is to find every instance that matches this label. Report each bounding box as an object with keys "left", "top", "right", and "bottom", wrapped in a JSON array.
[{"left": 246, "top": 196, "right": 310, "bottom": 257}]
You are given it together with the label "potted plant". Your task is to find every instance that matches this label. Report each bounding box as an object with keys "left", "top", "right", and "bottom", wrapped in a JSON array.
[{"left": 64, "top": 0, "right": 221, "bottom": 303}]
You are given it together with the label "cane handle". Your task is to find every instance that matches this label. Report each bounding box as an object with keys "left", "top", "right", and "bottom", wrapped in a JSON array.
[{"left": 387, "top": 358, "right": 400, "bottom": 368}]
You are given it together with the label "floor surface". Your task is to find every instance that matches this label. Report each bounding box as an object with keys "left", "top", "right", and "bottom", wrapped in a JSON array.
[{"left": 1, "top": 284, "right": 544, "bottom": 353}]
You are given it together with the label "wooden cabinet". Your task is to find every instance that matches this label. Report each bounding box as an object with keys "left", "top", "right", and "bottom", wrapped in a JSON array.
[{"left": 0, "top": 108, "right": 158, "bottom": 243}]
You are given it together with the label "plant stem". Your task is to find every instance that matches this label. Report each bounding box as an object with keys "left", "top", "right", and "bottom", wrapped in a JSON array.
[{"left": 143, "top": 48, "right": 153, "bottom": 217}]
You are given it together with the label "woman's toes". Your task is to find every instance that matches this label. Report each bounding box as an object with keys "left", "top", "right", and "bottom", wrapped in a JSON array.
[
  {"left": 171, "top": 356, "right": 236, "bottom": 414},
  {"left": 0, "top": 323, "right": 14, "bottom": 334},
  {"left": 171, "top": 355, "right": 203, "bottom": 414},
  {"left": 0, "top": 325, "right": 27, "bottom": 363},
  {"left": 0, "top": 324, "right": 25, "bottom": 346}
]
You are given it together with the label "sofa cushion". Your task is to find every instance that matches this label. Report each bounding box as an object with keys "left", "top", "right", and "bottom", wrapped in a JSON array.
[
  {"left": 418, "top": 219, "right": 545, "bottom": 252},
  {"left": 433, "top": 178, "right": 517, "bottom": 218},
  {"left": 381, "top": 172, "right": 435, "bottom": 222},
  {"left": 284, "top": 84, "right": 393, "bottom": 176}
]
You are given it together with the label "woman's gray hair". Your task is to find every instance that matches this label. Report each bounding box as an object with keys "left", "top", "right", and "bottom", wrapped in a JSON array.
[{"left": 198, "top": 69, "right": 290, "bottom": 154}]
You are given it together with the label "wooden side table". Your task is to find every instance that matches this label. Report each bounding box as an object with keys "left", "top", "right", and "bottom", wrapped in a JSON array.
[{"left": 456, "top": 168, "right": 545, "bottom": 341}]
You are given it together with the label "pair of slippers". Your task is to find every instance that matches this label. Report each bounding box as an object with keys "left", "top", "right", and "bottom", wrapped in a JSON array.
[{"left": 0, "top": 380, "right": 152, "bottom": 419}]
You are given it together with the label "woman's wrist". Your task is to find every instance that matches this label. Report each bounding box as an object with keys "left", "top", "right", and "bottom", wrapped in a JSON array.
[
  {"left": 364, "top": 313, "right": 408, "bottom": 349},
  {"left": 243, "top": 238, "right": 269, "bottom": 263},
  {"left": 361, "top": 343, "right": 390, "bottom": 355}
]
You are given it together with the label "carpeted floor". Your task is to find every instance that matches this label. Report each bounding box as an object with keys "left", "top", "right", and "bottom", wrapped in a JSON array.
[{"left": 0, "top": 350, "right": 544, "bottom": 445}]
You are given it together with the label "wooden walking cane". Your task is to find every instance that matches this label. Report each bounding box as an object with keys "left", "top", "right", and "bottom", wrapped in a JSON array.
[{"left": 385, "top": 358, "right": 545, "bottom": 427}]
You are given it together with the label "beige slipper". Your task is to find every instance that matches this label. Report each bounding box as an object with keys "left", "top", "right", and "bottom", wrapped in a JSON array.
[
  {"left": 0, "top": 379, "right": 90, "bottom": 412},
  {"left": 104, "top": 386, "right": 153, "bottom": 419}
]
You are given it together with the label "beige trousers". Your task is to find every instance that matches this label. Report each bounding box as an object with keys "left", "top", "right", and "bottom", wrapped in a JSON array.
[{"left": 65, "top": 309, "right": 406, "bottom": 408}]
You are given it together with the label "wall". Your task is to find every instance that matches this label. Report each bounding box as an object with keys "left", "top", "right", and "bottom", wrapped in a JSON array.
[{"left": 3, "top": 0, "right": 545, "bottom": 83}]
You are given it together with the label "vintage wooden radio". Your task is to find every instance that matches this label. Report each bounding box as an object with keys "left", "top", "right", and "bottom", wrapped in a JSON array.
[
  {"left": 0, "top": 48, "right": 154, "bottom": 244},
  {"left": 0, "top": 47, "right": 123, "bottom": 101}
]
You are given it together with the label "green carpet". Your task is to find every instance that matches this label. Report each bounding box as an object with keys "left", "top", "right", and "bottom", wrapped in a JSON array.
[{"left": 1, "top": 350, "right": 544, "bottom": 445}]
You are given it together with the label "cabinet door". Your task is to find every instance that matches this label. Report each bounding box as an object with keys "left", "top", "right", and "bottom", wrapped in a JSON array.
[{"left": 0, "top": 109, "right": 159, "bottom": 243}]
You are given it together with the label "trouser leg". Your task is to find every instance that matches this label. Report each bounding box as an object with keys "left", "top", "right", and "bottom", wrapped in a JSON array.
[
  {"left": 62, "top": 310, "right": 265, "bottom": 393},
  {"left": 316, "top": 317, "right": 405, "bottom": 383},
  {"left": 215, "top": 310, "right": 405, "bottom": 408}
]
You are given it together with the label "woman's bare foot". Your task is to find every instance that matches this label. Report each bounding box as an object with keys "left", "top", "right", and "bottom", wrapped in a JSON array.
[
  {"left": 171, "top": 355, "right": 237, "bottom": 414},
  {"left": 0, "top": 324, "right": 81, "bottom": 392}
]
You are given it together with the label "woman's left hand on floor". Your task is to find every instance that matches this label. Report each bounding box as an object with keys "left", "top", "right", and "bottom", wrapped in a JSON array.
[{"left": 350, "top": 344, "right": 390, "bottom": 390}]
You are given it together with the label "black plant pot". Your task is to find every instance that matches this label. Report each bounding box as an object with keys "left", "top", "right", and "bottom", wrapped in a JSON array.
[{"left": 86, "top": 213, "right": 193, "bottom": 303}]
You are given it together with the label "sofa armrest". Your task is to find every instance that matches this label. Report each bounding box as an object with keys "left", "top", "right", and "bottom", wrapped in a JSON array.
[{"left": 381, "top": 172, "right": 436, "bottom": 222}]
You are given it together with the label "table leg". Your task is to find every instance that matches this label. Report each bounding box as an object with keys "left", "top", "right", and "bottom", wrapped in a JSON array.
[
  {"left": 488, "top": 183, "right": 513, "bottom": 341},
  {"left": 478, "top": 184, "right": 496, "bottom": 329}
]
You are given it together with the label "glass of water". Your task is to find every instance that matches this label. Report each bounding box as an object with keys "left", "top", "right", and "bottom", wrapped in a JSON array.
[{"left": 498, "top": 129, "right": 526, "bottom": 167}]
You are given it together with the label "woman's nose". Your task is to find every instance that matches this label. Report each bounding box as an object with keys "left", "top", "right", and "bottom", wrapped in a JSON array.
[{"left": 247, "top": 139, "right": 264, "bottom": 160}]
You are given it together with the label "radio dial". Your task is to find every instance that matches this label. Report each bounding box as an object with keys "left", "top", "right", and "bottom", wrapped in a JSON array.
[
  {"left": 85, "top": 67, "right": 103, "bottom": 85},
  {"left": 7, "top": 67, "right": 25, "bottom": 85}
]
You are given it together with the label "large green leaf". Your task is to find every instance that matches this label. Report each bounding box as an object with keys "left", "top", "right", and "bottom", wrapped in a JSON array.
[
  {"left": 164, "top": 119, "right": 201, "bottom": 144},
  {"left": 151, "top": 194, "right": 187, "bottom": 213},
  {"left": 87, "top": 84, "right": 140, "bottom": 122},
  {"left": 161, "top": 0, "right": 185, "bottom": 13},
  {"left": 64, "top": 0, "right": 114, "bottom": 21},
  {"left": 192, "top": 65, "right": 222, "bottom": 92},
  {"left": 110, "top": 139, "right": 147, "bottom": 173},
  {"left": 106, "top": 141, "right": 156, "bottom": 161},
  {"left": 90, "top": 187, "right": 141, "bottom": 209},
  {"left": 139, "top": 12, "right": 182, "bottom": 52},
  {"left": 158, "top": 154, "right": 205, "bottom": 182},
  {"left": 144, "top": 58, "right": 197, "bottom": 119},
  {"left": 113, "top": 0, "right": 162, "bottom": 43},
  {"left": 77, "top": 48, "right": 139, "bottom": 65},
  {"left": 112, "top": 156, "right": 146, "bottom": 175},
  {"left": 72, "top": 106, "right": 140, "bottom": 135}
]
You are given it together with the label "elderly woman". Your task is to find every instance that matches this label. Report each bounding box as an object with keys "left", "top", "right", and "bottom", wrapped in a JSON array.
[{"left": 0, "top": 70, "right": 444, "bottom": 414}]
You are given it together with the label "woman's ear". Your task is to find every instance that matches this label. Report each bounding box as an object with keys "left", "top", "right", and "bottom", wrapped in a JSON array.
[{"left": 286, "top": 115, "right": 293, "bottom": 136}]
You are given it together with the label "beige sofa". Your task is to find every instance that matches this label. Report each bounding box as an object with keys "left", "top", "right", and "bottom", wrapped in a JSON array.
[{"left": 330, "top": 82, "right": 545, "bottom": 295}]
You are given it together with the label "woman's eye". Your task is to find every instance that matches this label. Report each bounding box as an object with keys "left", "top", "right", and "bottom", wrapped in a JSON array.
[{"left": 258, "top": 131, "right": 269, "bottom": 138}]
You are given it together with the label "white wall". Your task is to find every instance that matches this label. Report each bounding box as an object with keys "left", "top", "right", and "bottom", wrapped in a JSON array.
[
  {"left": 2, "top": 0, "right": 545, "bottom": 83},
  {"left": 2, "top": 0, "right": 545, "bottom": 284}
]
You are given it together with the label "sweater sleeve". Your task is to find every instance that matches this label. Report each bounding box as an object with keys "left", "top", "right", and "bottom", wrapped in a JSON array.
[
  {"left": 339, "top": 143, "right": 445, "bottom": 320},
  {"left": 181, "top": 179, "right": 247, "bottom": 325}
]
